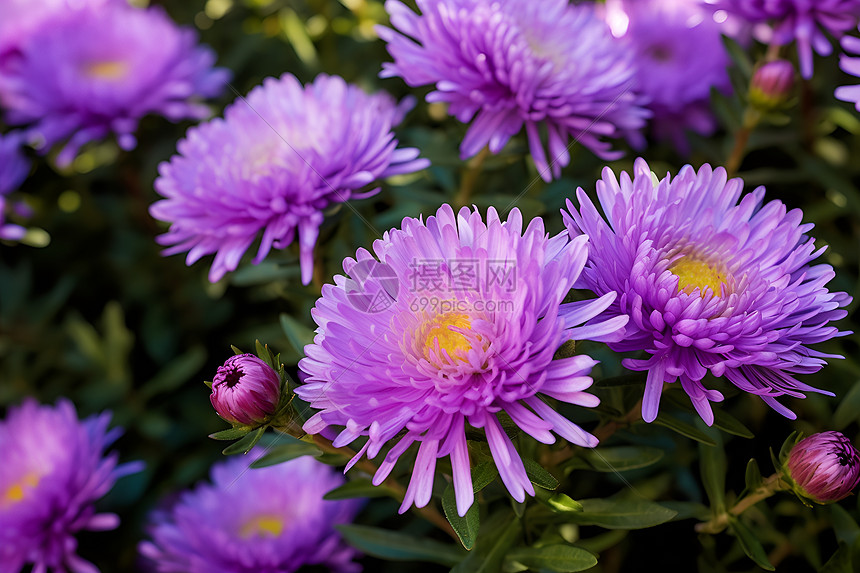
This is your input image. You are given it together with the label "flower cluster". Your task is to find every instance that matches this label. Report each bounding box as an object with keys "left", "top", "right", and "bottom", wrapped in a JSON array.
[
  {"left": 297, "top": 204, "right": 627, "bottom": 516},
  {"left": 150, "top": 73, "right": 428, "bottom": 284},
  {"left": 0, "top": 399, "right": 141, "bottom": 572},
  {"left": 0, "top": 1, "right": 228, "bottom": 166},
  {"left": 139, "top": 453, "right": 362, "bottom": 573},
  {"left": 607, "top": 0, "right": 732, "bottom": 152},
  {"left": 563, "top": 158, "right": 851, "bottom": 425},
  {"left": 378, "top": 0, "right": 649, "bottom": 181},
  {"left": 706, "top": 0, "right": 860, "bottom": 78}
]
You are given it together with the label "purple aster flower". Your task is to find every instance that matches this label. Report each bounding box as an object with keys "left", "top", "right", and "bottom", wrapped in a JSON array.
[
  {"left": 210, "top": 354, "right": 282, "bottom": 426},
  {"left": 606, "top": 0, "right": 732, "bottom": 153},
  {"left": 563, "top": 158, "right": 851, "bottom": 425},
  {"left": 835, "top": 28, "right": 860, "bottom": 110},
  {"left": 0, "top": 399, "right": 142, "bottom": 573},
  {"left": 150, "top": 74, "right": 429, "bottom": 285},
  {"left": 139, "top": 453, "right": 362, "bottom": 573},
  {"left": 705, "top": 0, "right": 860, "bottom": 78},
  {"left": 296, "top": 205, "right": 627, "bottom": 516},
  {"left": 0, "top": 2, "right": 229, "bottom": 167},
  {"left": 377, "top": 0, "right": 649, "bottom": 182},
  {"left": 785, "top": 431, "right": 860, "bottom": 504}
]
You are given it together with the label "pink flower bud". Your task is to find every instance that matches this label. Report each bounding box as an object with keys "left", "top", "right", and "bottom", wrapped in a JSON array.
[
  {"left": 786, "top": 431, "right": 860, "bottom": 504},
  {"left": 749, "top": 59, "right": 795, "bottom": 111},
  {"left": 210, "top": 354, "right": 280, "bottom": 426}
]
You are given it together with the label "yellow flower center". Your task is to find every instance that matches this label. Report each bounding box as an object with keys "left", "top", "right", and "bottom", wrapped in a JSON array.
[
  {"left": 670, "top": 257, "right": 728, "bottom": 297},
  {"left": 1, "top": 473, "right": 40, "bottom": 506},
  {"left": 239, "top": 515, "right": 285, "bottom": 538},
  {"left": 84, "top": 60, "right": 129, "bottom": 80},
  {"left": 422, "top": 313, "right": 473, "bottom": 364}
]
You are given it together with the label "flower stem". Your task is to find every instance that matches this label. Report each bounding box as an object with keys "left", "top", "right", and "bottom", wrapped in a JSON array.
[
  {"left": 695, "top": 473, "right": 787, "bottom": 534},
  {"left": 724, "top": 108, "right": 760, "bottom": 178},
  {"left": 454, "top": 146, "right": 491, "bottom": 207}
]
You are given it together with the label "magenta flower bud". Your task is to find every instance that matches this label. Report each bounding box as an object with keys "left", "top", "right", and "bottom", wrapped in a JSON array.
[
  {"left": 210, "top": 354, "right": 281, "bottom": 426},
  {"left": 749, "top": 59, "right": 795, "bottom": 111},
  {"left": 786, "top": 431, "right": 860, "bottom": 504}
]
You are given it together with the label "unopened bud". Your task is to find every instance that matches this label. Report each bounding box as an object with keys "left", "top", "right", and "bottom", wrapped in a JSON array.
[
  {"left": 785, "top": 431, "right": 860, "bottom": 504},
  {"left": 749, "top": 59, "right": 795, "bottom": 111},
  {"left": 210, "top": 354, "right": 280, "bottom": 426}
]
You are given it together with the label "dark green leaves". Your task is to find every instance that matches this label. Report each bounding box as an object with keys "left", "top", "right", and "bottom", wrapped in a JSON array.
[
  {"left": 450, "top": 513, "right": 521, "bottom": 573},
  {"left": 562, "top": 498, "right": 677, "bottom": 529},
  {"left": 507, "top": 545, "right": 597, "bottom": 573},
  {"left": 653, "top": 413, "right": 716, "bottom": 446},
  {"left": 324, "top": 478, "right": 396, "bottom": 501},
  {"left": 336, "top": 525, "right": 466, "bottom": 566},
  {"left": 248, "top": 437, "right": 322, "bottom": 467},
  {"left": 566, "top": 446, "right": 664, "bottom": 473},
  {"left": 441, "top": 462, "right": 498, "bottom": 550},
  {"left": 221, "top": 426, "right": 265, "bottom": 455},
  {"left": 728, "top": 516, "right": 775, "bottom": 571}
]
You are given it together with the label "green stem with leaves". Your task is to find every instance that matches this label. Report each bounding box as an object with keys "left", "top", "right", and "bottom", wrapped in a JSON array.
[{"left": 695, "top": 473, "right": 787, "bottom": 534}]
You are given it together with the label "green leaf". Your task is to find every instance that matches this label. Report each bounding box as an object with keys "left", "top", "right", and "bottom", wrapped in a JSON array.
[
  {"left": 221, "top": 426, "right": 265, "bottom": 455},
  {"left": 566, "top": 446, "right": 664, "bottom": 473},
  {"left": 442, "top": 483, "right": 481, "bottom": 550},
  {"left": 337, "top": 525, "right": 466, "bottom": 566},
  {"left": 323, "top": 478, "right": 396, "bottom": 501},
  {"left": 699, "top": 431, "right": 727, "bottom": 512},
  {"left": 728, "top": 516, "right": 775, "bottom": 571},
  {"left": 249, "top": 439, "right": 322, "bottom": 467},
  {"left": 451, "top": 513, "right": 521, "bottom": 573},
  {"left": 653, "top": 414, "right": 717, "bottom": 446},
  {"left": 208, "top": 426, "right": 253, "bottom": 441},
  {"left": 507, "top": 545, "right": 598, "bottom": 572},
  {"left": 834, "top": 380, "right": 860, "bottom": 430},
  {"left": 280, "top": 313, "right": 316, "bottom": 354},
  {"left": 523, "top": 458, "right": 559, "bottom": 490},
  {"left": 563, "top": 498, "right": 677, "bottom": 529},
  {"left": 820, "top": 542, "right": 856, "bottom": 573},
  {"left": 539, "top": 492, "right": 584, "bottom": 513},
  {"left": 471, "top": 461, "right": 499, "bottom": 493},
  {"left": 711, "top": 409, "right": 754, "bottom": 439},
  {"left": 664, "top": 393, "right": 753, "bottom": 439},
  {"left": 830, "top": 504, "right": 860, "bottom": 546},
  {"left": 744, "top": 458, "right": 763, "bottom": 494}
]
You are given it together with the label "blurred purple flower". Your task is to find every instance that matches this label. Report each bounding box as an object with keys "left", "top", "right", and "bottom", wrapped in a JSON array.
[
  {"left": 297, "top": 205, "right": 627, "bottom": 516},
  {"left": 0, "top": 0, "right": 115, "bottom": 58},
  {"left": 150, "top": 74, "right": 428, "bottom": 285},
  {"left": 377, "top": 0, "right": 649, "bottom": 181},
  {"left": 607, "top": 0, "right": 732, "bottom": 153},
  {"left": 0, "top": 399, "right": 142, "bottom": 573},
  {"left": 787, "top": 431, "right": 860, "bottom": 504},
  {"left": 0, "top": 2, "right": 229, "bottom": 167},
  {"left": 0, "top": 131, "right": 29, "bottom": 201},
  {"left": 211, "top": 354, "right": 281, "bottom": 426},
  {"left": 706, "top": 0, "right": 860, "bottom": 78},
  {"left": 564, "top": 158, "right": 851, "bottom": 425},
  {"left": 835, "top": 28, "right": 860, "bottom": 111},
  {"left": 139, "top": 454, "right": 362, "bottom": 573}
]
